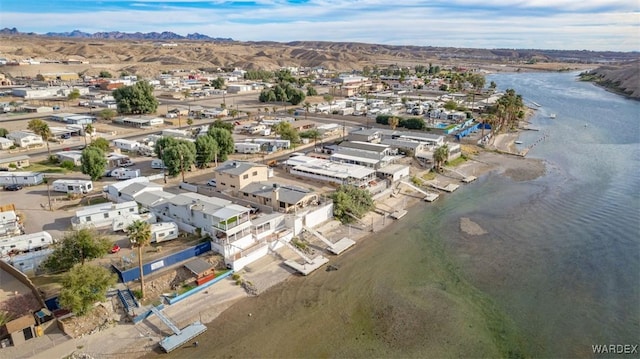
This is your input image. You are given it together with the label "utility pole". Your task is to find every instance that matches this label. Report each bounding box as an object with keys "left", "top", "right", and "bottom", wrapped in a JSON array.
[
  {"left": 44, "top": 177, "right": 53, "bottom": 212},
  {"left": 180, "top": 152, "right": 185, "bottom": 182}
]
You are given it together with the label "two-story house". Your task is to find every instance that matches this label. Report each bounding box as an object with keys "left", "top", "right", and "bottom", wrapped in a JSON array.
[{"left": 213, "top": 160, "right": 269, "bottom": 195}]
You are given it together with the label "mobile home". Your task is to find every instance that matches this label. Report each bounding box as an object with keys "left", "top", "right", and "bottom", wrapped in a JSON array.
[
  {"left": 71, "top": 201, "right": 139, "bottom": 230},
  {"left": 0, "top": 172, "right": 44, "bottom": 187},
  {"left": 234, "top": 142, "right": 261, "bottom": 154},
  {"left": 110, "top": 168, "right": 141, "bottom": 180},
  {"left": 0, "top": 231, "right": 54, "bottom": 256},
  {"left": 113, "top": 139, "right": 140, "bottom": 152},
  {"left": 150, "top": 222, "right": 179, "bottom": 243},
  {"left": 52, "top": 179, "right": 93, "bottom": 194}
]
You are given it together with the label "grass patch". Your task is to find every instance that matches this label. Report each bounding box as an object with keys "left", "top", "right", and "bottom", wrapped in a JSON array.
[
  {"left": 446, "top": 156, "right": 468, "bottom": 167},
  {"left": 81, "top": 196, "right": 110, "bottom": 206},
  {"left": 422, "top": 171, "right": 437, "bottom": 181},
  {"left": 178, "top": 283, "right": 196, "bottom": 295},
  {"left": 26, "top": 161, "right": 73, "bottom": 174}
]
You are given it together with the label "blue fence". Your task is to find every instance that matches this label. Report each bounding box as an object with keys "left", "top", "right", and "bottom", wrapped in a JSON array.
[
  {"left": 112, "top": 241, "right": 212, "bottom": 283},
  {"left": 167, "top": 270, "right": 234, "bottom": 305}
]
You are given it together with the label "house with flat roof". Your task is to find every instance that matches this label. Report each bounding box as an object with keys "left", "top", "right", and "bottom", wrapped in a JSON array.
[
  {"left": 117, "top": 182, "right": 164, "bottom": 203},
  {"left": 213, "top": 160, "right": 269, "bottom": 194},
  {"left": 0, "top": 155, "right": 30, "bottom": 169},
  {"left": 56, "top": 150, "right": 83, "bottom": 166},
  {"left": 0, "top": 172, "right": 44, "bottom": 186},
  {"left": 347, "top": 128, "right": 382, "bottom": 143},
  {"left": 238, "top": 182, "right": 319, "bottom": 213},
  {"left": 330, "top": 141, "right": 397, "bottom": 169},
  {"left": 6, "top": 131, "right": 43, "bottom": 148},
  {"left": 0, "top": 137, "right": 14, "bottom": 150},
  {"left": 150, "top": 192, "right": 288, "bottom": 270},
  {"left": 70, "top": 201, "right": 139, "bottom": 230},
  {"left": 283, "top": 155, "right": 376, "bottom": 188}
]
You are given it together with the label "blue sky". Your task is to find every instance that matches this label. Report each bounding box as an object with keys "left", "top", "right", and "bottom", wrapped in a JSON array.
[{"left": 1, "top": 0, "right": 638, "bottom": 51}]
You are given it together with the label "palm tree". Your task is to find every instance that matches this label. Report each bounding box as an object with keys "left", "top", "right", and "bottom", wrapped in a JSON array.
[
  {"left": 127, "top": 220, "right": 152, "bottom": 299},
  {"left": 433, "top": 144, "right": 449, "bottom": 172},
  {"left": 27, "top": 119, "right": 52, "bottom": 156},
  {"left": 303, "top": 101, "right": 311, "bottom": 121},
  {"left": 389, "top": 116, "right": 399, "bottom": 130},
  {"left": 83, "top": 123, "right": 94, "bottom": 146}
]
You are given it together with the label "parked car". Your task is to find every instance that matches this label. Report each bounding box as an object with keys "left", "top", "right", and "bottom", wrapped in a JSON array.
[
  {"left": 119, "top": 160, "right": 135, "bottom": 167},
  {"left": 207, "top": 179, "right": 217, "bottom": 187},
  {"left": 110, "top": 244, "right": 121, "bottom": 253},
  {"left": 4, "top": 184, "right": 23, "bottom": 191}
]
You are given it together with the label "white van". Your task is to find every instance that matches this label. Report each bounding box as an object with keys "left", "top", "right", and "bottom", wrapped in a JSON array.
[{"left": 151, "top": 159, "right": 166, "bottom": 169}]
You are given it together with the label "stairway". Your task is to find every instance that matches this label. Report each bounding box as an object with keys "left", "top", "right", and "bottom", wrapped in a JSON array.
[{"left": 117, "top": 289, "right": 139, "bottom": 313}]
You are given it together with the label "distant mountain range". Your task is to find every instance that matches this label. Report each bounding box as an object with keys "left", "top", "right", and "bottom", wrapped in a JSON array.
[{"left": 0, "top": 27, "right": 233, "bottom": 41}]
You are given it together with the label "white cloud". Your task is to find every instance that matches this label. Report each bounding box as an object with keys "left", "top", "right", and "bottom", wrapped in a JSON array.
[{"left": 4, "top": 2, "right": 638, "bottom": 51}]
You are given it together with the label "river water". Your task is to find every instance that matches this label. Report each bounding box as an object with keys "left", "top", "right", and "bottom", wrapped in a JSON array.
[{"left": 154, "top": 72, "right": 639, "bottom": 358}]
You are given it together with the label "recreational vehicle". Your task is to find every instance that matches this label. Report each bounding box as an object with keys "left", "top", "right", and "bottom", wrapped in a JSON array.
[
  {"left": 110, "top": 168, "right": 141, "bottom": 180},
  {"left": 150, "top": 222, "right": 179, "bottom": 243},
  {"left": 0, "top": 231, "right": 54, "bottom": 256},
  {"left": 151, "top": 159, "right": 166, "bottom": 169},
  {"left": 52, "top": 179, "right": 93, "bottom": 194},
  {"left": 113, "top": 139, "right": 140, "bottom": 152}
]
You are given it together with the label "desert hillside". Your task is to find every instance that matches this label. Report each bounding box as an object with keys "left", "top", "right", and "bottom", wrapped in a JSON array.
[
  {"left": 580, "top": 61, "right": 640, "bottom": 99},
  {"left": 0, "top": 35, "right": 633, "bottom": 79}
]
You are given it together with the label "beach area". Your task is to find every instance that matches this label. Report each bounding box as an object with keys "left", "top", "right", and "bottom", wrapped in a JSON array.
[{"left": 4, "top": 121, "right": 546, "bottom": 359}]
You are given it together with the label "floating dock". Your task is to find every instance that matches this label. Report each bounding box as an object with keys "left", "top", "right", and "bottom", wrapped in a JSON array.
[
  {"left": 423, "top": 192, "right": 440, "bottom": 202},
  {"left": 148, "top": 306, "right": 207, "bottom": 353},
  {"left": 428, "top": 181, "right": 460, "bottom": 192},
  {"left": 461, "top": 176, "right": 477, "bottom": 183},
  {"left": 303, "top": 226, "right": 356, "bottom": 255},
  {"left": 390, "top": 210, "right": 408, "bottom": 219},
  {"left": 284, "top": 256, "right": 330, "bottom": 276}
]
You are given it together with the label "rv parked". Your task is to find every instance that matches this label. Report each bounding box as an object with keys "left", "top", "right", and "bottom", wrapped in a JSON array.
[
  {"left": 151, "top": 159, "right": 166, "bottom": 169},
  {"left": 150, "top": 222, "right": 179, "bottom": 243},
  {"left": 52, "top": 179, "right": 93, "bottom": 194},
  {"left": 0, "top": 231, "right": 54, "bottom": 256},
  {"left": 110, "top": 168, "right": 141, "bottom": 180}
]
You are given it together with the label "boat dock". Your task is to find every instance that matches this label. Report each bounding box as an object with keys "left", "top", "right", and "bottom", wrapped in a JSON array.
[
  {"left": 427, "top": 181, "right": 460, "bottom": 192},
  {"left": 279, "top": 237, "right": 330, "bottom": 275},
  {"left": 398, "top": 180, "right": 440, "bottom": 202},
  {"left": 148, "top": 306, "right": 207, "bottom": 353},
  {"left": 390, "top": 209, "right": 408, "bottom": 219},
  {"left": 303, "top": 226, "right": 355, "bottom": 255}
]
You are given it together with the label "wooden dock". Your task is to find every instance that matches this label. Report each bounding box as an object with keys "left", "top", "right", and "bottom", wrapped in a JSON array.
[{"left": 428, "top": 181, "right": 460, "bottom": 192}]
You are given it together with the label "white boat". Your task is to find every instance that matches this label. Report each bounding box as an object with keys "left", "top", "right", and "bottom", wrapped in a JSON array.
[
  {"left": 549, "top": 113, "right": 557, "bottom": 119},
  {"left": 515, "top": 141, "right": 523, "bottom": 145},
  {"left": 531, "top": 101, "right": 542, "bottom": 107}
]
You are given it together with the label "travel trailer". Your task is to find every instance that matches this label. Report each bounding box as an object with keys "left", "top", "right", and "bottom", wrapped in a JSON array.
[
  {"left": 150, "top": 222, "right": 179, "bottom": 243},
  {"left": 0, "top": 231, "right": 54, "bottom": 256},
  {"left": 52, "top": 179, "right": 93, "bottom": 194},
  {"left": 151, "top": 159, "right": 166, "bottom": 169},
  {"left": 110, "top": 168, "right": 141, "bottom": 180}
]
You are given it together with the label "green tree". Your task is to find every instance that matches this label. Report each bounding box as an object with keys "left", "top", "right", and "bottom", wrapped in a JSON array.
[
  {"left": 212, "top": 119, "right": 234, "bottom": 132},
  {"left": 195, "top": 135, "right": 218, "bottom": 168},
  {"left": 306, "top": 85, "right": 318, "bottom": 96},
  {"left": 273, "top": 121, "right": 300, "bottom": 144},
  {"left": 81, "top": 147, "right": 107, "bottom": 181},
  {"left": 67, "top": 89, "right": 81, "bottom": 107},
  {"left": 60, "top": 160, "right": 75, "bottom": 170},
  {"left": 206, "top": 127, "right": 234, "bottom": 162},
  {"left": 332, "top": 185, "right": 375, "bottom": 224},
  {"left": 127, "top": 220, "right": 151, "bottom": 299},
  {"left": 112, "top": 81, "right": 159, "bottom": 114},
  {"left": 27, "top": 119, "right": 52, "bottom": 155},
  {"left": 186, "top": 117, "right": 194, "bottom": 131},
  {"left": 0, "top": 128, "right": 8, "bottom": 137},
  {"left": 323, "top": 94, "right": 334, "bottom": 113},
  {"left": 489, "top": 81, "right": 497, "bottom": 91},
  {"left": 99, "top": 71, "right": 113, "bottom": 78},
  {"left": 230, "top": 109, "right": 239, "bottom": 119},
  {"left": 98, "top": 108, "right": 116, "bottom": 122},
  {"left": 300, "top": 129, "right": 321, "bottom": 148},
  {"left": 444, "top": 100, "right": 458, "bottom": 111},
  {"left": 43, "top": 228, "right": 111, "bottom": 272},
  {"left": 303, "top": 102, "right": 311, "bottom": 120},
  {"left": 210, "top": 77, "right": 225, "bottom": 89},
  {"left": 89, "top": 137, "right": 110, "bottom": 153},
  {"left": 58, "top": 264, "right": 116, "bottom": 316},
  {"left": 433, "top": 144, "right": 449, "bottom": 172},
  {"left": 162, "top": 140, "right": 196, "bottom": 178},
  {"left": 402, "top": 117, "right": 425, "bottom": 130}
]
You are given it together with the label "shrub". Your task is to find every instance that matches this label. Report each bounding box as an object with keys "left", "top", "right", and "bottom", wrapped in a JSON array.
[{"left": 60, "top": 160, "right": 75, "bottom": 170}]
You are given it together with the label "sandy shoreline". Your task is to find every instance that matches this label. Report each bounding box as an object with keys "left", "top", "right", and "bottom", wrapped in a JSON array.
[{"left": 17, "top": 126, "right": 544, "bottom": 358}]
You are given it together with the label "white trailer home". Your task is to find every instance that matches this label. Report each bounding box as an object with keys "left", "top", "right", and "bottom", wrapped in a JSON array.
[
  {"left": 0, "top": 172, "right": 44, "bottom": 187},
  {"left": 112, "top": 212, "right": 157, "bottom": 232},
  {"left": 71, "top": 201, "right": 139, "bottom": 230},
  {"left": 234, "top": 142, "right": 261, "bottom": 154},
  {"left": 52, "top": 179, "right": 93, "bottom": 194},
  {"left": 0, "top": 231, "right": 54, "bottom": 256},
  {"left": 110, "top": 168, "right": 141, "bottom": 180},
  {"left": 150, "top": 222, "right": 179, "bottom": 243},
  {"left": 113, "top": 139, "right": 140, "bottom": 152}
]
